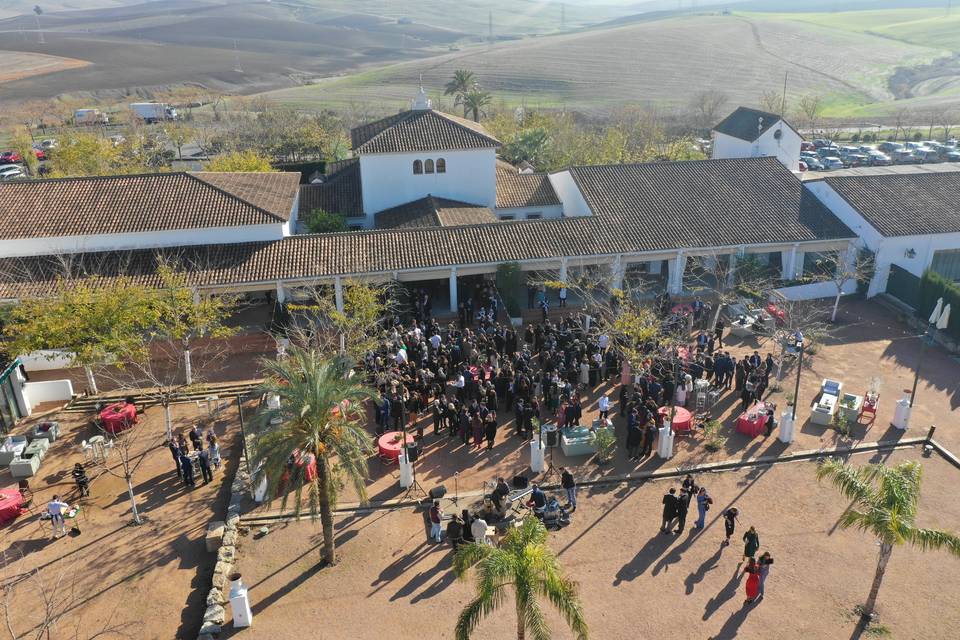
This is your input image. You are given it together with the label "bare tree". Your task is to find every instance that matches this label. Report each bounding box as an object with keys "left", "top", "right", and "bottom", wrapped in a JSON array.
[
  {"left": 688, "top": 90, "right": 729, "bottom": 133},
  {"left": 892, "top": 106, "right": 911, "bottom": 142},
  {"left": 1, "top": 554, "right": 134, "bottom": 639},
  {"left": 758, "top": 90, "right": 782, "bottom": 115},
  {"left": 806, "top": 247, "right": 875, "bottom": 322},
  {"left": 797, "top": 94, "right": 823, "bottom": 136}
]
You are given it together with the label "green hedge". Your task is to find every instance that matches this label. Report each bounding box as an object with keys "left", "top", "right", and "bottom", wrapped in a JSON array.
[
  {"left": 496, "top": 262, "right": 525, "bottom": 318},
  {"left": 918, "top": 270, "right": 960, "bottom": 340}
]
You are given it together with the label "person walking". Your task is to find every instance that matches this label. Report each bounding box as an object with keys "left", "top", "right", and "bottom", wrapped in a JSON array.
[
  {"left": 742, "top": 526, "right": 760, "bottom": 562},
  {"left": 198, "top": 447, "right": 213, "bottom": 484},
  {"left": 560, "top": 467, "right": 577, "bottom": 511},
  {"left": 661, "top": 488, "right": 679, "bottom": 534},
  {"left": 695, "top": 487, "right": 713, "bottom": 529},
  {"left": 428, "top": 501, "right": 443, "bottom": 543},
  {"left": 72, "top": 463, "right": 90, "bottom": 497},
  {"left": 47, "top": 495, "right": 71, "bottom": 539},
  {"left": 714, "top": 319, "right": 725, "bottom": 349},
  {"left": 722, "top": 507, "right": 739, "bottom": 545},
  {"left": 743, "top": 557, "right": 761, "bottom": 605},
  {"left": 757, "top": 552, "right": 774, "bottom": 601}
]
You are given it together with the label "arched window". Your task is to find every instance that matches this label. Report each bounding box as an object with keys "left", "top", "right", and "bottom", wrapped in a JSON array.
[
  {"left": 413, "top": 160, "right": 423, "bottom": 174},
  {"left": 436, "top": 158, "right": 446, "bottom": 173},
  {"left": 424, "top": 159, "right": 435, "bottom": 174}
]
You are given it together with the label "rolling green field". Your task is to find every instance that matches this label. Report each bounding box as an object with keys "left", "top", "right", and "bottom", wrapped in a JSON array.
[{"left": 257, "top": 10, "right": 948, "bottom": 121}]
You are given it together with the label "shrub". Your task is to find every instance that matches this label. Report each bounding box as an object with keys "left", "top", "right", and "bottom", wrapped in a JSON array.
[
  {"left": 495, "top": 262, "right": 524, "bottom": 317},
  {"left": 593, "top": 427, "right": 615, "bottom": 463},
  {"left": 918, "top": 270, "right": 960, "bottom": 340},
  {"left": 304, "top": 208, "right": 347, "bottom": 234},
  {"left": 703, "top": 419, "right": 727, "bottom": 452}
]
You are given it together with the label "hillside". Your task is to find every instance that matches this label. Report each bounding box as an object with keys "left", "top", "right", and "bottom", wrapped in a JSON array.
[{"left": 259, "top": 12, "right": 943, "bottom": 118}]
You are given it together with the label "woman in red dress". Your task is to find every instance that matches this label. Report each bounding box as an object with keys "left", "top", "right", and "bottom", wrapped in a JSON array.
[{"left": 743, "top": 557, "right": 761, "bottom": 605}]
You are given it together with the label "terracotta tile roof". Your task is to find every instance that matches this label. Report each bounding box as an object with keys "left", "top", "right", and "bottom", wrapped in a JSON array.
[
  {"left": 823, "top": 172, "right": 960, "bottom": 236},
  {"left": 568, "top": 156, "right": 853, "bottom": 247},
  {"left": 495, "top": 160, "right": 561, "bottom": 209},
  {"left": 0, "top": 171, "right": 298, "bottom": 239},
  {"left": 189, "top": 172, "right": 300, "bottom": 221},
  {"left": 351, "top": 109, "right": 500, "bottom": 154},
  {"left": 298, "top": 159, "right": 364, "bottom": 217},
  {"left": 375, "top": 196, "right": 498, "bottom": 229},
  {"left": 0, "top": 158, "right": 855, "bottom": 299},
  {"left": 713, "top": 106, "right": 784, "bottom": 142}
]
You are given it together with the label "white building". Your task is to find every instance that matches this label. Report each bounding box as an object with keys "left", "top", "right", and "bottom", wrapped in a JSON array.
[
  {"left": 806, "top": 167, "right": 960, "bottom": 297},
  {"left": 712, "top": 106, "right": 803, "bottom": 173}
]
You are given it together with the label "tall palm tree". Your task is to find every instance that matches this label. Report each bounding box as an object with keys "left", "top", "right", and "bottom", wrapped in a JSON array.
[
  {"left": 453, "top": 516, "right": 588, "bottom": 640},
  {"left": 252, "top": 347, "right": 376, "bottom": 566},
  {"left": 444, "top": 69, "right": 476, "bottom": 117},
  {"left": 462, "top": 87, "right": 492, "bottom": 123},
  {"left": 816, "top": 459, "right": 960, "bottom": 620}
]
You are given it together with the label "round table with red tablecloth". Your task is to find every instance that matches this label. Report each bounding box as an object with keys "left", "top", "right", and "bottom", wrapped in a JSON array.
[
  {"left": 736, "top": 405, "right": 769, "bottom": 437},
  {"left": 0, "top": 488, "right": 24, "bottom": 525},
  {"left": 377, "top": 431, "right": 415, "bottom": 461},
  {"left": 659, "top": 406, "right": 693, "bottom": 433},
  {"left": 99, "top": 402, "right": 138, "bottom": 434}
]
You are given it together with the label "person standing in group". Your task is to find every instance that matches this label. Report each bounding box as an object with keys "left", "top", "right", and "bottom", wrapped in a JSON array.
[
  {"left": 742, "top": 526, "right": 760, "bottom": 562},
  {"left": 714, "top": 318, "right": 725, "bottom": 349},
  {"left": 641, "top": 419, "right": 658, "bottom": 459},
  {"left": 674, "top": 487, "right": 691, "bottom": 534},
  {"left": 198, "top": 447, "right": 213, "bottom": 484},
  {"left": 560, "top": 467, "right": 577, "bottom": 511},
  {"left": 559, "top": 286, "right": 567, "bottom": 308},
  {"left": 180, "top": 452, "right": 196, "bottom": 488},
  {"left": 484, "top": 411, "right": 497, "bottom": 451},
  {"left": 47, "top": 495, "right": 71, "bottom": 539},
  {"left": 188, "top": 425, "right": 203, "bottom": 452},
  {"left": 722, "top": 507, "right": 739, "bottom": 545},
  {"left": 626, "top": 409, "right": 643, "bottom": 460},
  {"left": 661, "top": 488, "right": 679, "bottom": 534},
  {"left": 598, "top": 394, "right": 610, "bottom": 420},
  {"left": 743, "top": 557, "right": 761, "bottom": 605},
  {"left": 757, "top": 552, "right": 774, "bottom": 601},
  {"left": 168, "top": 439, "right": 183, "bottom": 480},
  {"left": 209, "top": 436, "right": 222, "bottom": 471},
  {"left": 695, "top": 487, "right": 713, "bottom": 529},
  {"left": 72, "top": 463, "right": 90, "bottom": 498},
  {"left": 428, "top": 501, "right": 443, "bottom": 543}
]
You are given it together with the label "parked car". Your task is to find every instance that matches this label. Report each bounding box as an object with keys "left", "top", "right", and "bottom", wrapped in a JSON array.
[
  {"left": 839, "top": 145, "right": 861, "bottom": 157},
  {"left": 821, "top": 156, "right": 844, "bottom": 170},
  {"left": 0, "top": 151, "right": 21, "bottom": 163},
  {"left": 32, "top": 148, "right": 46, "bottom": 161},
  {"left": 844, "top": 153, "right": 869, "bottom": 167},
  {"left": 866, "top": 150, "right": 892, "bottom": 166},
  {"left": 914, "top": 149, "right": 941, "bottom": 163},
  {"left": 801, "top": 141, "right": 816, "bottom": 152},
  {"left": 817, "top": 146, "right": 841, "bottom": 158},
  {"left": 812, "top": 138, "right": 833, "bottom": 148},
  {"left": 904, "top": 141, "right": 923, "bottom": 150},
  {"left": 39, "top": 139, "right": 58, "bottom": 150},
  {"left": 0, "top": 165, "right": 24, "bottom": 180},
  {"left": 798, "top": 160, "right": 808, "bottom": 171},
  {"left": 945, "top": 151, "right": 960, "bottom": 162},
  {"left": 804, "top": 157, "right": 825, "bottom": 170},
  {"left": 878, "top": 141, "right": 904, "bottom": 153},
  {"left": 892, "top": 149, "right": 920, "bottom": 164}
]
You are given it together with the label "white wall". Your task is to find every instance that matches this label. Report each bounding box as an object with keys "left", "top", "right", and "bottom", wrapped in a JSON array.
[
  {"left": 23, "top": 379, "right": 75, "bottom": 406},
  {"left": 774, "top": 279, "right": 857, "bottom": 301},
  {"left": 711, "top": 124, "right": 803, "bottom": 172},
  {"left": 359, "top": 148, "right": 497, "bottom": 216},
  {"left": 495, "top": 204, "right": 564, "bottom": 220},
  {"left": 807, "top": 181, "right": 960, "bottom": 296},
  {"left": 19, "top": 350, "right": 75, "bottom": 371},
  {"left": 548, "top": 171, "right": 592, "bottom": 217},
  {"left": 0, "top": 223, "right": 286, "bottom": 258}
]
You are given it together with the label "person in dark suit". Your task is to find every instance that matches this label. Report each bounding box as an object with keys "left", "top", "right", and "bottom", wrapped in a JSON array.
[
  {"left": 675, "top": 488, "right": 691, "bottom": 534},
  {"left": 198, "top": 448, "right": 213, "bottom": 484},
  {"left": 180, "top": 453, "right": 195, "bottom": 488},
  {"left": 661, "top": 488, "right": 679, "bottom": 533}
]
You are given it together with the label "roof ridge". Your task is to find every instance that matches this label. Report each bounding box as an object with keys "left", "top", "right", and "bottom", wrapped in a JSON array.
[
  {"left": 184, "top": 173, "right": 286, "bottom": 223},
  {"left": 431, "top": 110, "right": 501, "bottom": 145},
  {"left": 0, "top": 171, "right": 189, "bottom": 185}
]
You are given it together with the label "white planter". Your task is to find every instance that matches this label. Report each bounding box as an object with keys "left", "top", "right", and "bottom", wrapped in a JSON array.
[
  {"left": 529, "top": 439, "right": 545, "bottom": 472},
  {"left": 229, "top": 574, "right": 253, "bottom": 628}
]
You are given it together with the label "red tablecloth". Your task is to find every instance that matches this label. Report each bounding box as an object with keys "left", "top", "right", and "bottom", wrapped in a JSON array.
[
  {"left": 671, "top": 303, "right": 694, "bottom": 316},
  {"left": 765, "top": 304, "right": 786, "bottom": 325},
  {"left": 659, "top": 406, "right": 693, "bottom": 433},
  {"left": 0, "top": 488, "right": 23, "bottom": 525},
  {"left": 737, "top": 408, "right": 768, "bottom": 437},
  {"left": 99, "top": 402, "right": 137, "bottom": 434},
  {"left": 377, "top": 431, "right": 415, "bottom": 460}
]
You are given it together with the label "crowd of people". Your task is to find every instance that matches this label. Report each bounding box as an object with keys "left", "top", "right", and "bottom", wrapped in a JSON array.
[{"left": 167, "top": 424, "right": 222, "bottom": 488}]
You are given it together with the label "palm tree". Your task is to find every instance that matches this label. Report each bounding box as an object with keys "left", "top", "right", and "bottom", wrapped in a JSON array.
[
  {"left": 252, "top": 347, "right": 376, "bottom": 566},
  {"left": 816, "top": 459, "right": 960, "bottom": 620},
  {"left": 444, "top": 69, "right": 475, "bottom": 117},
  {"left": 453, "top": 516, "right": 588, "bottom": 640},
  {"left": 462, "top": 87, "right": 492, "bottom": 123}
]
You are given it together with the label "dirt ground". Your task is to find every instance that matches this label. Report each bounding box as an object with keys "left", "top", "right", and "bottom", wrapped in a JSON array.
[
  {"left": 245, "top": 297, "right": 960, "bottom": 511},
  {"left": 0, "top": 51, "right": 89, "bottom": 83},
  {"left": 227, "top": 447, "right": 960, "bottom": 640},
  {"left": 0, "top": 401, "right": 247, "bottom": 640}
]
